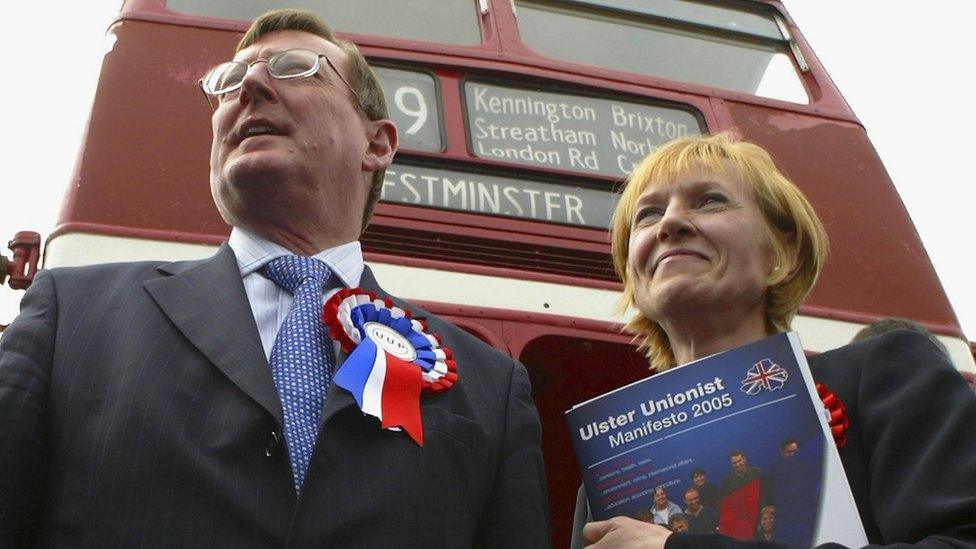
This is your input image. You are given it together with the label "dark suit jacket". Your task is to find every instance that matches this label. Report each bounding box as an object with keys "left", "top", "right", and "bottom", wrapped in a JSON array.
[
  {"left": 0, "top": 244, "right": 549, "bottom": 548},
  {"left": 572, "top": 330, "right": 976, "bottom": 548}
]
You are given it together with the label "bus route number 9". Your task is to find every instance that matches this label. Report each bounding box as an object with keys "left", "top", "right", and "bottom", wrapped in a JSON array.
[
  {"left": 374, "top": 67, "right": 442, "bottom": 152},
  {"left": 394, "top": 86, "right": 427, "bottom": 135}
]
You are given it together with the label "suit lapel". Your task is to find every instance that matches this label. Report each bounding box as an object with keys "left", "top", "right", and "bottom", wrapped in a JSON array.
[
  {"left": 358, "top": 266, "right": 429, "bottom": 322},
  {"left": 144, "top": 243, "right": 283, "bottom": 426}
]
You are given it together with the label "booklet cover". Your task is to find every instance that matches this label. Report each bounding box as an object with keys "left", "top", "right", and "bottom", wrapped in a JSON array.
[{"left": 566, "top": 332, "right": 867, "bottom": 545}]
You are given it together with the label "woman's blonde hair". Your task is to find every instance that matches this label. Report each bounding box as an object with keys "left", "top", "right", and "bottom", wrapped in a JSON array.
[{"left": 610, "top": 132, "right": 828, "bottom": 371}]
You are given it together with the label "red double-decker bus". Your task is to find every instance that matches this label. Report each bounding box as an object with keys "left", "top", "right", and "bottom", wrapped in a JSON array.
[{"left": 3, "top": 1, "right": 973, "bottom": 545}]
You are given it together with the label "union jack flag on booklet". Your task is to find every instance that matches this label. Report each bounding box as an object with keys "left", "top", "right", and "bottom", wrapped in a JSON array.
[
  {"left": 740, "top": 358, "right": 789, "bottom": 395},
  {"left": 565, "top": 332, "right": 867, "bottom": 546}
]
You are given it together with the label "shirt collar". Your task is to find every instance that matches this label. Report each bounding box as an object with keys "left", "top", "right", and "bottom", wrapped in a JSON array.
[{"left": 228, "top": 226, "right": 364, "bottom": 288}]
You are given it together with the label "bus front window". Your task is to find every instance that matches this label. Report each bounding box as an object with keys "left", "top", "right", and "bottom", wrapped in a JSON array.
[
  {"left": 166, "top": 0, "right": 482, "bottom": 45},
  {"left": 515, "top": 0, "right": 809, "bottom": 104}
]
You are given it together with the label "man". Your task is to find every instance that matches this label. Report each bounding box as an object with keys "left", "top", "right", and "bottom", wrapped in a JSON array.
[
  {"left": 0, "top": 9, "right": 548, "bottom": 547},
  {"left": 720, "top": 450, "right": 768, "bottom": 498},
  {"left": 770, "top": 438, "right": 819, "bottom": 544},
  {"left": 780, "top": 438, "right": 798, "bottom": 460},
  {"left": 682, "top": 487, "right": 718, "bottom": 534},
  {"left": 649, "top": 486, "right": 682, "bottom": 526},
  {"left": 718, "top": 449, "right": 769, "bottom": 539},
  {"left": 690, "top": 467, "right": 719, "bottom": 509},
  {"left": 769, "top": 438, "right": 799, "bottom": 498}
]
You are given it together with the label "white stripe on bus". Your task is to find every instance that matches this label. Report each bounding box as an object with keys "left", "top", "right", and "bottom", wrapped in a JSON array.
[{"left": 43, "top": 232, "right": 975, "bottom": 371}]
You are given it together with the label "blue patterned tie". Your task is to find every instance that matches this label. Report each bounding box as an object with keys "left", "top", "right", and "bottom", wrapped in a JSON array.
[{"left": 263, "top": 256, "right": 334, "bottom": 493}]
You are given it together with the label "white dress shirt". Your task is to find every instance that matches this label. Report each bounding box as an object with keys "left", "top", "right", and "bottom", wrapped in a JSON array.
[{"left": 228, "top": 227, "right": 364, "bottom": 360}]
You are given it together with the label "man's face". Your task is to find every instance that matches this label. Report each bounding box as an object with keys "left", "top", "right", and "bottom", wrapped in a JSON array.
[
  {"left": 684, "top": 489, "right": 701, "bottom": 512},
  {"left": 781, "top": 442, "right": 798, "bottom": 459},
  {"left": 671, "top": 519, "right": 689, "bottom": 532},
  {"left": 692, "top": 472, "right": 706, "bottom": 487},
  {"left": 209, "top": 30, "right": 379, "bottom": 244},
  {"left": 731, "top": 454, "right": 747, "bottom": 476}
]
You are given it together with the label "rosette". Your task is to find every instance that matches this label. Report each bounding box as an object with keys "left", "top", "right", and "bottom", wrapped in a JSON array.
[
  {"left": 323, "top": 288, "right": 457, "bottom": 445},
  {"left": 816, "top": 382, "right": 849, "bottom": 448}
]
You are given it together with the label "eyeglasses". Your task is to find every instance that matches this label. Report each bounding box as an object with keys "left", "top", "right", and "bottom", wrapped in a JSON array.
[{"left": 199, "top": 48, "right": 361, "bottom": 110}]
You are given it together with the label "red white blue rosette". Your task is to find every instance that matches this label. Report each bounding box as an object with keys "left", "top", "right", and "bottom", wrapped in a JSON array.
[{"left": 323, "top": 288, "right": 457, "bottom": 445}]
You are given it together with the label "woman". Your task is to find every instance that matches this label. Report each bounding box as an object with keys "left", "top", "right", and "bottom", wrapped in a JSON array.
[
  {"left": 755, "top": 506, "right": 775, "bottom": 541},
  {"left": 572, "top": 133, "right": 976, "bottom": 548}
]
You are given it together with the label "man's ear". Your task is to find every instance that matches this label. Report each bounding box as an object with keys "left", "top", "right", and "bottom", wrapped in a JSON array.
[{"left": 362, "top": 118, "right": 397, "bottom": 173}]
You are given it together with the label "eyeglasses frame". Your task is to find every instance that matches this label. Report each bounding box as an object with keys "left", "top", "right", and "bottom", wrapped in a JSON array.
[{"left": 198, "top": 48, "right": 363, "bottom": 113}]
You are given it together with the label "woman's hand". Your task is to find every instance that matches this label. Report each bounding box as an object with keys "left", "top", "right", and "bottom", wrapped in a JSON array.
[{"left": 582, "top": 517, "right": 673, "bottom": 548}]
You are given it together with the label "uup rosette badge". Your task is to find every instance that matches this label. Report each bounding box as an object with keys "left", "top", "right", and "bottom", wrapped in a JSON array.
[{"left": 323, "top": 288, "right": 457, "bottom": 445}]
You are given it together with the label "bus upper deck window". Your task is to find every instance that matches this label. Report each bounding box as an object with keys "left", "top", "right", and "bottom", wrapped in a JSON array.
[
  {"left": 166, "top": 0, "right": 482, "bottom": 46},
  {"left": 514, "top": 0, "right": 809, "bottom": 104}
]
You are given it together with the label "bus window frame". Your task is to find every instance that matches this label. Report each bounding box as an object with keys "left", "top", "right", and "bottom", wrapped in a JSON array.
[
  {"left": 487, "top": 0, "right": 844, "bottom": 115},
  {"left": 124, "top": 0, "right": 505, "bottom": 62},
  {"left": 541, "top": 0, "right": 789, "bottom": 42},
  {"left": 507, "top": 1, "right": 812, "bottom": 104}
]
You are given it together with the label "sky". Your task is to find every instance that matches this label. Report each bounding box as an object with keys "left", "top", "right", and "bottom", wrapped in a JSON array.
[{"left": 0, "top": 1, "right": 972, "bottom": 342}]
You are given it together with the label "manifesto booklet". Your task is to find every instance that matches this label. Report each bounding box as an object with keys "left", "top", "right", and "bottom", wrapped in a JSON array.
[{"left": 566, "top": 332, "right": 867, "bottom": 545}]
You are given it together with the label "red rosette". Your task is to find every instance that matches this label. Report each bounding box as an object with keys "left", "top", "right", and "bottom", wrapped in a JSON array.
[{"left": 817, "top": 382, "right": 850, "bottom": 448}]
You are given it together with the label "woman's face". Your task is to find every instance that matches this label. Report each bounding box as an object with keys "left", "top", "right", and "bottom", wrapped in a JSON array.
[
  {"left": 653, "top": 488, "right": 667, "bottom": 508},
  {"left": 628, "top": 163, "right": 775, "bottom": 328},
  {"left": 761, "top": 511, "right": 775, "bottom": 531}
]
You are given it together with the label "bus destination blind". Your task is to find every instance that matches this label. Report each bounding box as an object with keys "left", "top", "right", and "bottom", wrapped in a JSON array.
[
  {"left": 465, "top": 81, "right": 703, "bottom": 178},
  {"left": 381, "top": 162, "right": 618, "bottom": 229}
]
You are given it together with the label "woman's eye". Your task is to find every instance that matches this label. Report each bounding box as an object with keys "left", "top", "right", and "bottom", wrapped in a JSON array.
[
  {"left": 699, "top": 193, "right": 727, "bottom": 207},
  {"left": 636, "top": 207, "right": 663, "bottom": 223}
]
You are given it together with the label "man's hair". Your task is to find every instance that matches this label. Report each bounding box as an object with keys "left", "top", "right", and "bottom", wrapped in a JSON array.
[
  {"left": 668, "top": 513, "right": 690, "bottom": 527},
  {"left": 780, "top": 438, "right": 798, "bottom": 451},
  {"left": 690, "top": 467, "right": 706, "bottom": 478},
  {"left": 729, "top": 449, "right": 745, "bottom": 459},
  {"left": 852, "top": 317, "right": 950, "bottom": 357},
  {"left": 238, "top": 9, "right": 391, "bottom": 230},
  {"left": 610, "top": 132, "right": 829, "bottom": 371},
  {"left": 683, "top": 487, "right": 699, "bottom": 498}
]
